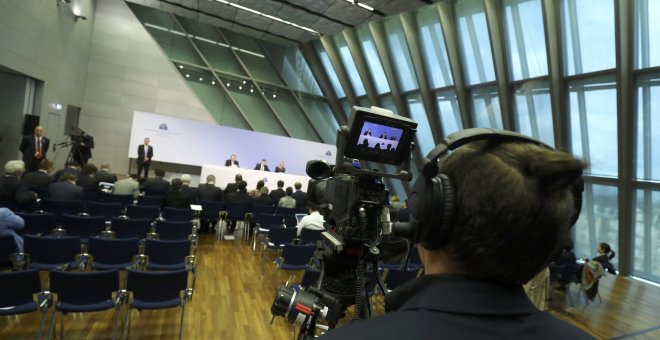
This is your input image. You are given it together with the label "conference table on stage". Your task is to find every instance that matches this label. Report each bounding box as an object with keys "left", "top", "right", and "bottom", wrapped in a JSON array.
[{"left": 200, "top": 164, "right": 311, "bottom": 192}]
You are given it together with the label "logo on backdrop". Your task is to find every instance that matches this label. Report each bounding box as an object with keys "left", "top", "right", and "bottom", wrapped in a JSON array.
[
  {"left": 159, "top": 123, "right": 168, "bottom": 131},
  {"left": 325, "top": 151, "right": 332, "bottom": 157}
]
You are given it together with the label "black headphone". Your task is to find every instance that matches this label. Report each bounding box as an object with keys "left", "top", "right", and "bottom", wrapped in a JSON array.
[{"left": 404, "top": 128, "right": 583, "bottom": 250}]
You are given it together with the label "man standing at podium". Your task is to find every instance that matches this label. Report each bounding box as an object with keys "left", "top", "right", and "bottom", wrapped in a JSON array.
[
  {"left": 137, "top": 137, "right": 153, "bottom": 179},
  {"left": 19, "top": 126, "right": 50, "bottom": 172}
]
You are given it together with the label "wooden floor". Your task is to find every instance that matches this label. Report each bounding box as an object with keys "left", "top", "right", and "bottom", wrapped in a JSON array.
[{"left": 2, "top": 232, "right": 660, "bottom": 339}]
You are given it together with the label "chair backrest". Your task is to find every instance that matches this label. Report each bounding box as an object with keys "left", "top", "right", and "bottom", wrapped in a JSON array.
[
  {"left": 276, "top": 207, "right": 297, "bottom": 217},
  {"left": 144, "top": 239, "right": 191, "bottom": 266},
  {"left": 137, "top": 195, "right": 164, "bottom": 206},
  {"left": 162, "top": 207, "right": 194, "bottom": 221},
  {"left": 83, "top": 190, "right": 100, "bottom": 202},
  {"left": 40, "top": 198, "right": 84, "bottom": 216},
  {"left": 299, "top": 229, "right": 323, "bottom": 245},
  {"left": 50, "top": 270, "right": 119, "bottom": 305},
  {"left": 88, "top": 237, "right": 140, "bottom": 266},
  {"left": 126, "top": 269, "right": 188, "bottom": 303},
  {"left": 86, "top": 201, "right": 124, "bottom": 220},
  {"left": 251, "top": 204, "right": 276, "bottom": 215},
  {"left": 0, "top": 269, "right": 41, "bottom": 309},
  {"left": 125, "top": 204, "right": 160, "bottom": 220},
  {"left": 155, "top": 220, "right": 194, "bottom": 241},
  {"left": 383, "top": 268, "right": 419, "bottom": 290},
  {"left": 281, "top": 244, "right": 316, "bottom": 266},
  {"left": 267, "top": 227, "right": 297, "bottom": 247},
  {"left": 199, "top": 200, "right": 224, "bottom": 219},
  {"left": 100, "top": 192, "right": 134, "bottom": 206},
  {"left": 60, "top": 214, "right": 106, "bottom": 239},
  {"left": 283, "top": 215, "right": 297, "bottom": 228},
  {"left": 111, "top": 218, "right": 152, "bottom": 239},
  {"left": 0, "top": 235, "right": 18, "bottom": 267},
  {"left": 225, "top": 202, "right": 251, "bottom": 220},
  {"left": 24, "top": 235, "right": 81, "bottom": 267},
  {"left": 259, "top": 214, "right": 285, "bottom": 228},
  {"left": 17, "top": 212, "right": 58, "bottom": 236}
]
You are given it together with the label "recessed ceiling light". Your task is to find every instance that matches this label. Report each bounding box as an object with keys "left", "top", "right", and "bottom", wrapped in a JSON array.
[{"left": 214, "top": 0, "right": 320, "bottom": 35}]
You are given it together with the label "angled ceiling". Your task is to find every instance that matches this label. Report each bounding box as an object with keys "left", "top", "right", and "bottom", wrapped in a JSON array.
[{"left": 125, "top": 0, "right": 436, "bottom": 45}]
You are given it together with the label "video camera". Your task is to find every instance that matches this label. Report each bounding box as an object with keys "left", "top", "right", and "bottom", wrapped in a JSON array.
[{"left": 270, "top": 106, "right": 417, "bottom": 339}]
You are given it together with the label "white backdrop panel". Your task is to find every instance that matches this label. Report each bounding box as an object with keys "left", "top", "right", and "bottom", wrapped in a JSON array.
[{"left": 200, "top": 165, "right": 310, "bottom": 191}]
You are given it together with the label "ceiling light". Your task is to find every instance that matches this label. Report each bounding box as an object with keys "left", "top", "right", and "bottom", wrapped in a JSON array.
[
  {"left": 185, "top": 74, "right": 190, "bottom": 78},
  {"left": 250, "top": 87, "right": 254, "bottom": 93},
  {"left": 242, "top": 80, "right": 246, "bottom": 84},
  {"left": 214, "top": 0, "right": 320, "bottom": 36},
  {"left": 199, "top": 77, "right": 203, "bottom": 81},
  {"left": 226, "top": 82, "right": 230, "bottom": 87},
  {"left": 238, "top": 85, "right": 243, "bottom": 90},
  {"left": 178, "top": 65, "right": 183, "bottom": 69},
  {"left": 74, "top": 15, "right": 87, "bottom": 22},
  {"left": 211, "top": 80, "right": 216, "bottom": 85},
  {"left": 343, "top": 0, "right": 374, "bottom": 12}
]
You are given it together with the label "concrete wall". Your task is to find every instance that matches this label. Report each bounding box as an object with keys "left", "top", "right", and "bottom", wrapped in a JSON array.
[{"left": 0, "top": 73, "right": 29, "bottom": 168}]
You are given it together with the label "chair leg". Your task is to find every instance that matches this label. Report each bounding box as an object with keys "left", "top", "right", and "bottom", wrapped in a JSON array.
[
  {"left": 121, "top": 307, "right": 132, "bottom": 340},
  {"left": 60, "top": 311, "right": 64, "bottom": 339},
  {"left": 47, "top": 309, "right": 57, "bottom": 340},
  {"left": 179, "top": 302, "right": 187, "bottom": 340}
]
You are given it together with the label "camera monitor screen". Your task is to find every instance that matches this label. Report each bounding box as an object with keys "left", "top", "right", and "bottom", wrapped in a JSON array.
[{"left": 357, "top": 122, "right": 403, "bottom": 153}]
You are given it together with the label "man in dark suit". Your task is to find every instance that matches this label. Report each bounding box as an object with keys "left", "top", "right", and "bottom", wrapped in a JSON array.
[
  {"left": 161, "top": 178, "right": 191, "bottom": 209},
  {"left": 48, "top": 173, "right": 85, "bottom": 201},
  {"left": 224, "top": 180, "right": 251, "bottom": 233},
  {"left": 76, "top": 163, "right": 99, "bottom": 191},
  {"left": 140, "top": 168, "right": 170, "bottom": 195},
  {"left": 180, "top": 174, "right": 198, "bottom": 204},
  {"left": 54, "top": 162, "right": 81, "bottom": 181},
  {"left": 0, "top": 160, "right": 36, "bottom": 211},
  {"left": 197, "top": 174, "right": 223, "bottom": 202},
  {"left": 269, "top": 180, "right": 286, "bottom": 204},
  {"left": 22, "top": 159, "right": 55, "bottom": 189},
  {"left": 95, "top": 163, "right": 117, "bottom": 184},
  {"left": 252, "top": 187, "right": 274, "bottom": 206},
  {"left": 137, "top": 137, "right": 153, "bottom": 179},
  {"left": 224, "top": 174, "right": 242, "bottom": 196},
  {"left": 71, "top": 128, "right": 94, "bottom": 165},
  {"left": 253, "top": 159, "right": 270, "bottom": 171},
  {"left": 225, "top": 154, "right": 239, "bottom": 167},
  {"left": 19, "top": 126, "right": 50, "bottom": 172},
  {"left": 291, "top": 181, "right": 308, "bottom": 208}
]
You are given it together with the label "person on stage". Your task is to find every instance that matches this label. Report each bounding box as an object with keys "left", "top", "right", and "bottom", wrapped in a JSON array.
[
  {"left": 254, "top": 159, "right": 270, "bottom": 171},
  {"left": 225, "top": 154, "right": 240, "bottom": 168},
  {"left": 137, "top": 137, "right": 153, "bottom": 179},
  {"left": 72, "top": 128, "right": 94, "bottom": 165},
  {"left": 274, "top": 161, "right": 286, "bottom": 173},
  {"left": 19, "top": 126, "right": 50, "bottom": 172}
]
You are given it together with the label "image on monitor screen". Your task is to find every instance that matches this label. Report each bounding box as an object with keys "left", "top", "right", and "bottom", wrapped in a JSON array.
[{"left": 357, "top": 121, "right": 403, "bottom": 153}]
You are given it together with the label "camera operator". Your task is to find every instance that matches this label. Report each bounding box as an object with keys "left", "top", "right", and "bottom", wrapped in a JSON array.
[
  {"left": 71, "top": 127, "right": 94, "bottom": 165},
  {"left": 320, "top": 141, "right": 593, "bottom": 339}
]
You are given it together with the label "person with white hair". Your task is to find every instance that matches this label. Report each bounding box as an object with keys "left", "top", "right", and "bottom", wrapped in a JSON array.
[
  {"left": 180, "top": 174, "right": 197, "bottom": 203},
  {"left": 0, "top": 160, "right": 36, "bottom": 210}
]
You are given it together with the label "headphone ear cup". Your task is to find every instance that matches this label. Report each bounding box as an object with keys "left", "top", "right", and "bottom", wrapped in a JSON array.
[{"left": 421, "top": 174, "right": 456, "bottom": 250}]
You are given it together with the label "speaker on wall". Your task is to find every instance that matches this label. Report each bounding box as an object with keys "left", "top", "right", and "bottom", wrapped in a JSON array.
[
  {"left": 22, "top": 114, "right": 40, "bottom": 135},
  {"left": 64, "top": 105, "right": 81, "bottom": 134}
]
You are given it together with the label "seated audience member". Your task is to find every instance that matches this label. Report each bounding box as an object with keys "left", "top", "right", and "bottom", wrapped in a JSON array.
[
  {"left": 0, "top": 207, "right": 25, "bottom": 252},
  {"left": 225, "top": 181, "right": 251, "bottom": 233},
  {"left": 0, "top": 160, "right": 36, "bottom": 210},
  {"left": 224, "top": 174, "right": 242, "bottom": 196},
  {"left": 95, "top": 162, "right": 117, "bottom": 183},
  {"left": 112, "top": 174, "right": 140, "bottom": 198},
  {"left": 269, "top": 180, "right": 286, "bottom": 204},
  {"left": 53, "top": 162, "right": 81, "bottom": 181},
  {"left": 141, "top": 168, "right": 170, "bottom": 195},
  {"left": 48, "top": 173, "right": 85, "bottom": 201},
  {"left": 321, "top": 139, "right": 592, "bottom": 339},
  {"left": 590, "top": 242, "right": 617, "bottom": 275},
  {"left": 249, "top": 180, "right": 265, "bottom": 198},
  {"left": 180, "top": 174, "right": 198, "bottom": 203},
  {"left": 197, "top": 174, "right": 223, "bottom": 202},
  {"left": 22, "top": 159, "right": 55, "bottom": 189},
  {"left": 161, "top": 178, "right": 191, "bottom": 209},
  {"left": 549, "top": 240, "right": 578, "bottom": 290},
  {"left": 77, "top": 163, "right": 99, "bottom": 191},
  {"left": 556, "top": 240, "right": 577, "bottom": 266},
  {"left": 278, "top": 187, "right": 296, "bottom": 209},
  {"left": 274, "top": 161, "right": 286, "bottom": 173},
  {"left": 252, "top": 187, "right": 274, "bottom": 206},
  {"left": 291, "top": 182, "right": 307, "bottom": 208},
  {"left": 295, "top": 204, "right": 325, "bottom": 237}
]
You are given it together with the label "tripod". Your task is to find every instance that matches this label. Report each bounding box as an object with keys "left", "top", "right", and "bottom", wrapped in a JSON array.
[{"left": 65, "top": 135, "right": 85, "bottom": 165}]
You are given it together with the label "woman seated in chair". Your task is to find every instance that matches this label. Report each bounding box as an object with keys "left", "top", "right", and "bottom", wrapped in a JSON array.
[{"left": 590, "top": 242, "right": 616, "bottom": 275}]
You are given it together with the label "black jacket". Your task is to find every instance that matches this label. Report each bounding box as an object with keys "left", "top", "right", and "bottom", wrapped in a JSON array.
[
  {"left": 22, "top": 171, "right": 55, "bottom": 188},
  {"left": 252, "top": 194, "right": 274, "bottom": 207},
  {"left": 48, "top": 181, "right": 85, "bottom": 201},
  {"left": 77, "top": 174, "right": 99, "bottom": 191},
  {"left": 141, "top": 177, "right": 170, "bottom": 195},
  {"left": 291, "top": 190, "right": 308, "bottom": 207},
  {"left": 269, "top": 188, "right": 286, "bottom": 203},
  {"left": 95, "top": 170, "right": 117, "bottom": 184},
  {"left": 0, "top": 175, "right": 35, "bottom": 209},
  {"left": 197, "top": 183, "right": 223, "bottom": 202},
  {"left": 161, "top": 189, "right": 191, "bottom": 209}
]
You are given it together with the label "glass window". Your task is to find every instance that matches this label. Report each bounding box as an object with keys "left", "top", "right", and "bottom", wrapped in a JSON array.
[
  {"left": 632, "top": 189, "right": 660, "bottom": 283},
  {"left": 635, "top": 0, "right": 660, "bottom": 69},
  {"left": 298, "top": 94, "right": 338, "bottom": 145},
  {"left": 340, "top": 100, "right": 352, "bottom": 119},
  {"left": 635, "top": 74, "right": 660, "bottom": 180},
  {"left": 384, "top": 17, "right": 419, "bottom": 92},
  {"left": 561, "top": 0, "right": 615, "bottom": 75},
  {"left": 266, "top": 90, "right": 319, "bottom": 142},
  {"left": 357, "top": 25, "right": 391, "bottom": 94},
  {"left": 573, "top": 183, "right": 619, "bottom": 268},
  {"left": 407, "top": 94, "right": 435, "bottom": 156},
  {"left": 470, "top": 87, "right": 502, "bottom": 129},
  {"left": 380, "top": 95, "right": 397, "bottom": 114},
  {"left": 503, "top": 0, "right": 548, "bottom": 80},
  {"left": 568, "top": 77, "right": 617, "bottom": 177},
  {"left": 436, "top": 90, "right": 463, "bottom": 136},
  {"left": 226, "top": 81, "right": 287, "bottom": 136},
  {"left": 417, "top": 5, "right": 453, "bottom": 88},
  {"left": 513, "top": 81, "right": 555, "bottom": 146},
  {"left": 382, "top": 164, "right": 407, "bottom": 198},
  {"left": 265, "top": 43, "right": 322, "bottom": 95},
  {"left": 334, "top": 34, "right": 366, "bottom": 97},
  {"left": 316, "top": 42, "right": 346, "bottom": 99},
  {"left": 455, "top": 0, "right": 496, "bottom": 85}
]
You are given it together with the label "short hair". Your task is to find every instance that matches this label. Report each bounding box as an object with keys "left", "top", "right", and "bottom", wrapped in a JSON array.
[
  {"left": 256, "top": 180, "right": 265, "bottom": 189},
  {"left": 260, "top": 186, "right": 269, "bottom": 195},
  {"left": 67, "top": 161, "right": 81, "bottom": 168},
  {"left": 180, "top": 174, "right": 191, "bottom": 184},
  {"left": 4, "top": 160, "right": 25, "bottom": 176},
  {"left": 38, "top": 159, "right": 54, "bottom": 171},
  {"left": 206, "top": 174, "right": 216, "bottom": 184},
  {"left": 154, "top": 169, "right": 165, "bottom": 177},
  {"left": 100, "top": 163, "right": 111, "bottom": 170},
  {"left": 294, "top": 182, "right": 302, "bottom": 190},
  {"left": 238, "top": 180, "right": 248, "bottom": 191},
  {"left": 277, "top": 180, "right": 284, "bottom": 188},
  {"left": 171, "top": 178, "right": 183, "bottom": 190},
  {"left": 129, "top": 174, "right": 139, "bottom": 180},
  {"left": 285, "top": 187, "right": 293, "bottom": 196},
  {"left": 81, "top": 163, "right": 98, "bottom": 175},
  {"left": 235, "top": 174, "right": 243, "bottom": 182},
  {"left": 437, "top": 140, "right": 586, "bottom": 285},
  {"left": 60, "top": 173, "right": 78, "bottom": 182}
]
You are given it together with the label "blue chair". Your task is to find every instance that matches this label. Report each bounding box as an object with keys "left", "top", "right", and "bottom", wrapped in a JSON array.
[
  {"left": 144, "top": 239, "right": 193, "bottom": 271},
  {"left": 251, "top": 214, "right": 285, "bottom": 253},
  {"left": 48, "top": 270, "right": 124, "bottom": 339},
  {"left": 24, "top": 235, "right": 81, "bottom": 270},
  {"left": 162, "top": 207, "right": 194, "bottom": 221},
  {"left": 86, "top": 201, "right": 124, "bottom": 220},
  {"left": 291, "top": 269, "right": 321, "bottom": 293},
  {"left": 261, "top": 227, "right": 297, "bottom": 274},
  {"left": 17, "top": 212, "right": 58, "bottom": 236},
  {"left": 40, "top": 198, "right": 85, "bottom": 216},
  {"left": 137, "top": 195, "right": 164, "bottom": 206},
  {"left": 122, "top": 269, "right": 192, "bottom": 340},
  {"left": 273, "top": 243, "right": 316, "bottom": 285},
  {"left": 199, "top": 200, "right": 224, "bottom": 232},
  {"left": 299, "top": 228, "right": 323, "bottom": 245},
  {"left": 0, "top": 234, "right": 19, "bottom": 269},
  {"left": 381, "top": 267, "right": 419, "bottom": 292},
  {"left": 276, "top": 206, "right": 297, "bottom": 217},
  {"left": 88, "top": 237, "right": 140, "bottom": 270},
  {"left": 125, "top": 204, "right": 160, "bottom": 220},
  {"left": 0, "top": 269, "right": 53, "bottom": 338},
  {"left": 60, "top": 214, "right": 106, "bottom": 241},
  {"left": 111, "top": 218, "right": 152, "bottom": 239},
  {"left": 83, "top": 190, "right": 101, "bottom": 202},
  {"left": 283, "top": 215, "right": 297, "bottom": 228},
  {"left": 100, "top": 192, "right": 134, "bottom": 206},
  {"left": 252, "top": 203, "right": 276, "bottom": 215},
  {"left": 220, "top": 202, "right": 252, "bottom": 241},
  {"left": 155, "top": 220, "right": 194, "bottom": 241}
]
